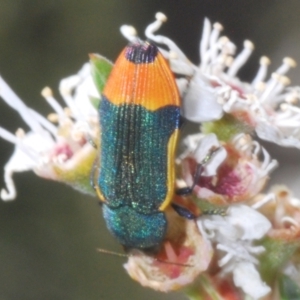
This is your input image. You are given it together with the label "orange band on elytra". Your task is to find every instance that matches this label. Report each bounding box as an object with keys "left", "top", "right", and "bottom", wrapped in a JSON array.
[{"left": 103, "top": 48, "right": 180, "bottom": 111}]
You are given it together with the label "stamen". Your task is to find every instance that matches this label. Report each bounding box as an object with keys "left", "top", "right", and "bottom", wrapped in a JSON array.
[
  {"left": 41, "top": 87, "right": 65, "bottom": 116},
  {"left": 145, "top": 12, "right": 188, "bottom": 62},
  {"left": 279, "top": 75, "right": 291, "bottom": 87},
  {"left": 260, "top": 73, "right": 280, "bottom": 103},
  {"left": 15, "top": 128, "right": 25, "bottom": 138},
  {"left": 59, "top": 87, "right": 81, "bottom": 120},
  {"left": 225, "top": 56, "right": 234, "bottom": 67},
  {"left": 15, "top": 136, "right": 41, "bottom": 162},
  {"left": 144, "top": 12, "right": 167, "bottom": 39},
  {"left": 71, "top": 128, "right": 85, "bottom": 142},
  {"left": 247, "top": 245, "right": 266, "bottom": 255},
  {"left": 281, "top": 216, "right": 299, "bottom": 228},
  {"left": 251, "top": 193, "right": 276, "bottom": 210},
  {"left": 208, "top": 23, "right": 223, "bottom": 64},
  {"left": 275, "top": 57, "right": 297, "bottom": 75},
  {"left": 200, "top": 18, "right": 211, "bottom": 63},
  {"left": 254, "top": 81, "right": 266, "bottom": 93},
  {"left": 47, "top": 113, "right": 59, "bottom": 123},
  {"left": 169, "top": 51, "right": 177, "bottom": 60},
  {"left": 271, "top": 75, "right": 291, "bottom": 100},
  {"left": 217, "top": 249, "right": 233, "bottom": 267},
  {"left": 260, "top": 148, "right": 278, "bottom": 174},
  {"left": 120, "top": 25, "right": 138, "bottom": 42},
  {"left": 251, "top": 141, "right": 261, "bottom": 156},
  {"left": 1, "top": 168, "right": 16, "bottom": 201},
  {"left": 209, "top": 22, "right": 223, "bottom": 50},
  {"left": 215, "top": 37, "right": 232, "bottom": 66},
  {"left": 216, "top": 54, "right": 226, "bottom": 67},
  {"left": 64, "top": 107, "right": 72, "bottom": 117},
  {"left": 29, "top": 109, "right": 57, "bottom": 136},
  {"left": 279, "top": 103, "right": 300, "bottom": 115},
  {"left": 279, "top": 103, "right": 288, "bottom": 112},
  {"left": 219, "top": 36, "right": 236, "bottom": 56},
  {"left": 169, "top": 58, "right": 194, "bottom": 76},
  {"left": 60, "top": 117, "right": 73, "bottom": 128},
  {"left": 252, "top": 56, "right": 270, "bottom": 85},
  {"left": 285, "top": 93, "right": 299, "bottom": 105},
  {"left": 227, "top": 40, "right": 254, "bottom": 77},
  {"left": 0, "top": 127, "right": 18, "bottom": 144},
  {"left": 0, "top": 76, "right": 45, "bottom": 135},
  {"left": 232, "top": 133, "right": 247, "bottom": 145},
  {"left": 59, "top": 74, "right": 82, "bottom": 95}
]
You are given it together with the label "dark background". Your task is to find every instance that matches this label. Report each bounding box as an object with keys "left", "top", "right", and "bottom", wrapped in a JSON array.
[{"left": 0, "top": 1, "right": 300, "bottom": 299}]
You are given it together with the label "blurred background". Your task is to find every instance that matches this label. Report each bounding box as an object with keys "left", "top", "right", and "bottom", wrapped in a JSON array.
[{"left": 0, "top": 1, "right": 300, "bottom": 299}]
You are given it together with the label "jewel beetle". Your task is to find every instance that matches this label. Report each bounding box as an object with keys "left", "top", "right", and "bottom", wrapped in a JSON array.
[{"left": 93, "top": 40, "right": 188, "bottom": 251}]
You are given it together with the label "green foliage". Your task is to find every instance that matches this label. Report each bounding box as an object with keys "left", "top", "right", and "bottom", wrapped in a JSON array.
[
  {"left": 259, "top": 238, "right": 300, "bottom": 284},
  {"left": 202, "top": 113, "right": 253, "bottom": 142},
  {"left": 90, "top": 53, "right": 113, "bottom": 107},
  {"left": 279, "top": 274, "right": 300, "bottom": 300}
]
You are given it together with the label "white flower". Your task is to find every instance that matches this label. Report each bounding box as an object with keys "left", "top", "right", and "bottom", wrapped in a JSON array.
[
  {"left": 121, "top": 12, "right": 300, "bottom": 149},
  {"left": 1, "top": 11, "right": 299, "bottom": 298},
  {"left": 178, "top": 132, "right": 277, "bottom": 204},
  {"left": 252, "top": 185, "right": 300, "bottom": 241},
  {"left": 198, "top": 204, "right": 272, "bottom": 299},
  {"left": 0, "top": 63, "right": 99, "bottom": 200},
  {"left": 177, "top": 133, "right": 227, "bottom": 177},
  {"left": 124, "top": 219, "right": 213, "bottom": 292}
]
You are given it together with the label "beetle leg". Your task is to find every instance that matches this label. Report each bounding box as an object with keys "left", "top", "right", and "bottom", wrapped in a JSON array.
[
  {"left": 171, "top": 203, "right": 196, "bottom": 219},
  {"left": 176, "top": 163, "right": 203, "bottom": 196},
  {"left": 176, "top": 147, "right": 221, "bottom": 196}
]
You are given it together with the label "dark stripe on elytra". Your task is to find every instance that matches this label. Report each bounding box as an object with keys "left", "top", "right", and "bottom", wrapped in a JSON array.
[{"left": 125, "top": 42, "right": 158, "bottom": 64}]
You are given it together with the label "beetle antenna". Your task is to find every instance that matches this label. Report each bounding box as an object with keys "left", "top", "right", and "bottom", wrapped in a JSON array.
[
  {"left": 97, "top": 248, "right": 129, "bottom": 258},
  {"left": 96, "top": 248, "right": 192, "bottom": 267},
  {"left": 155, "top": 258, "right": 193, "bottom": 267}
]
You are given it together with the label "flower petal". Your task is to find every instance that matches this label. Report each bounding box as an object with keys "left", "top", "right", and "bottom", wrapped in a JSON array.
[
  {"left": 181, "top": 74, "right": 224, "bottom": 122},
  {"left": 226, "top": 205, "right": 271, "bottom": 240},
  {"left": 233, "top": 261, "right": 271, "bottom": 299}
]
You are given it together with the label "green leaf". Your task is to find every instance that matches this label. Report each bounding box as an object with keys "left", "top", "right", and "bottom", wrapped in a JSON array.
[
  {"left": 202, "top": 113, "right": 253, "bottom": 142},
  {"left": 184, "top": 275, "right": 222, "bottom": 300},
  {"left": 90, "top": 53, "right": 113, "bottom": 95},
  {"left": 259, "top": 237, "right": 300, "bottom": 284},
  {"left": 279, "top": 274, "right": 300, "bottom": 300},
  {"left": 89, "top": 96, "right": 101, "bottom": 110}
]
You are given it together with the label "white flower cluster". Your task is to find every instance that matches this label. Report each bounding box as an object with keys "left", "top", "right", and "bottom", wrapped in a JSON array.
[
  {"left": 1, "top": 11, "right": 300, "bottom": 300},
  {"left": 123, "top": 12, "right": 300, "bottom": 149},
  {"left": 0, "top": 63, "right": 99, "bottom": 200},
  {"left": 198, "top": 205, "right": 271, "bottom": 299}
]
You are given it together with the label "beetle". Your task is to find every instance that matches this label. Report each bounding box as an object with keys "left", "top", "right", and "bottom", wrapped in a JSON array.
[{"left": 93, "top": 40, "right": 201, "bottom": 251}]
